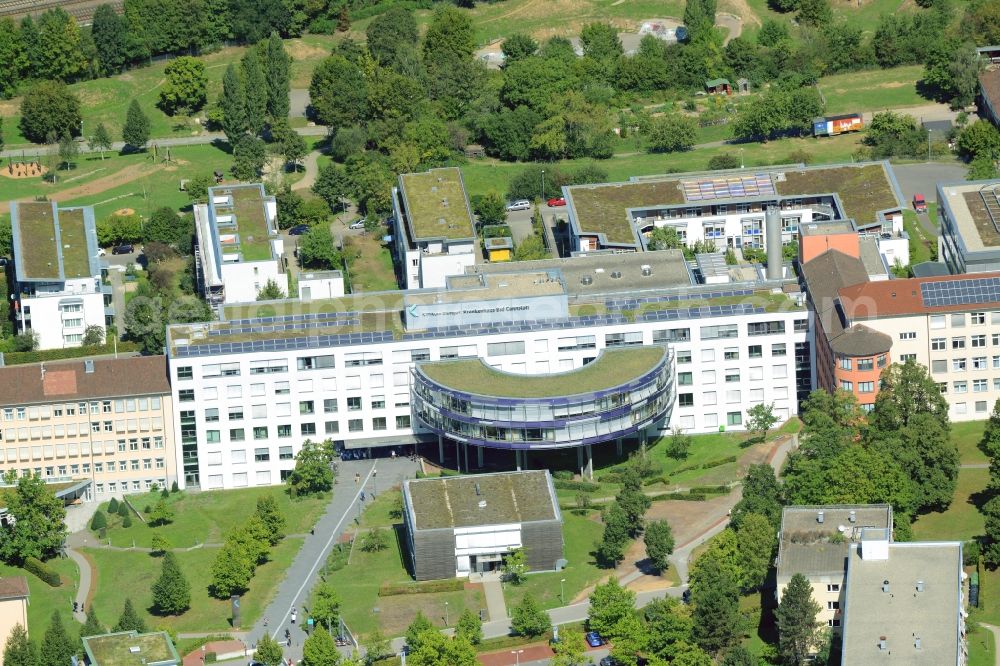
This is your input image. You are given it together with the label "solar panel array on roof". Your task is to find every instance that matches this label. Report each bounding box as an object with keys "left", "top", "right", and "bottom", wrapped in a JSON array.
[
  {"left": 682, "top": 174, "right": 775, "bottom": 202},
  {"left": 173, "top": 331, "right": 395, "bottom": 357},
  {"left": 605, "top": 289, "right": 754, "bottom": 311},
  {"left": 208, "top": 318, "right": 359, "bottom": 337},
  {"left": 226, "top": 312, "right": 362, "bottom": 327},
  {"left": 920, "top": 277, "right": 1000, "bottom": 308},
  {"left": 637, "top": 303, "right": 764, "bottom": 322},
  {"left": 401, "top": 314, "right": 629, "bottom": 341}
]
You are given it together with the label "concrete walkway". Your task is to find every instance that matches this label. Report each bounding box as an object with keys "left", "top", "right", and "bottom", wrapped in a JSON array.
[
  {"left": 980, "top": 623, "right": 1000, "bottom": 666},
  {"left": 290, "top": 150, "right": 321, "bottom": 192},
  {"left": 66, "top": 548, "right": 91, "bottom": 623},
  {"left": 482, "top": 577, "right": 507, "bottom": 622}
]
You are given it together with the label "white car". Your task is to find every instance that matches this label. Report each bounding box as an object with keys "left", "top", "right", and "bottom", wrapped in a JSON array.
[
  {"left": 348, "top": 219, "right": 366, "bottom": 230},
  {"left": 506, "top": 200, "right": 531, "bottom": 211}
]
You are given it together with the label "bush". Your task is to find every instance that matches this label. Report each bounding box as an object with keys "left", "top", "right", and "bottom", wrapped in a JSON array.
[
  {"left": 708, "top": 153, "right": 741, "bottom": 170},
  {"left": 378, "top": 579, "right": 464, "bottom": 596},
  {"left": 552, "top": 470, "right": 573, "bottom": 481},
  {"left": 702, "top": 455, "right": 737, "bottom": 469},
  {"left": 323, "top": 543, "right": 350, "bottom": 574},
  {"left": 642, "top": 475, "right": 670, "bottom": 487},
  {"left": 597, "top": 472, "right": 624, "bottom": 485},
  {"left": 2, "top": 341, "right": 141, "bottom": 366},
  {"left": 24, "top": 557, "right": 61, "bottom": 587},
  {"left": 965, "top": 540, "right": 981, "bottom": 566},
  {"left": 690, "top": 485, "right": 729, "bottom": 494},
  {"left": 122, "top": 513, "right": 133, "bottom": 528},
  {"left": 91, "top": 511, "right": 107, "bottom": 530},
  {"left": 204, "top": 653, "right": 217, "bottom": 664},
  {"left": 652, "top": 492, "right": 707, "bottom": 501},
  {"left": 144, "top": 505, "right": 152, "bottom": 514},
  {"left": 553, "top": 479, "right": 600, "bottom": 492},
  {"left": 117, "top": 503, "right": 129, "bottom": 518},
  {"left": 99, "top": 527, "right": 107, "bottom": 539},
  {"left": 108, "top": 498, "right": 120, "bottom": 513}
]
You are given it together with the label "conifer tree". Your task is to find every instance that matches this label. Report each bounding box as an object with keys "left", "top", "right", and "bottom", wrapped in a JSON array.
[
  {"left": 39, "top": 612, "right": 74, "bottom": 666},
  {"left": 113, "top": 598, "right": 147, "bottom": 633},
  {"left": 122, "top": 100, "right": 149, "bottom": 151},
  {"left": 152, "top": 551, "right": 191, "bottom": 615}
]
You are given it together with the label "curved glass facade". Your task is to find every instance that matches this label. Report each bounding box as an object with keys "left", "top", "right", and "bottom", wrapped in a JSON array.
[{"left": 411, "top": 348, "right": 675, "bottom": 449}]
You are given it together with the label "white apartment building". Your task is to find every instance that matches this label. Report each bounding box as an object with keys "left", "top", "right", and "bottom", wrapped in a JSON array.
[
  {"left": 9, "top": 201, "right": 112, "bottom": 350},
  {"left": 165, "top": 251, "right": 809, "bottom": 490},
  {"left": 391, "top": 167, "right": 477, "bottom": 289},
  {"left": 193, "top": 184, "right": 287, "bottom": 306},
  {"left": 0, "top": 357, "right": 177, "bottom": 501}
]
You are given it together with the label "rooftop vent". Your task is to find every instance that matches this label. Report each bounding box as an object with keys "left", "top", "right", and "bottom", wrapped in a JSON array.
[
  {"left": 84, "top": 359, "right": 94, "bottom": 374},
  {"left": 641, "top": 265, "right": 652, "bottom": 276},
  {"left": 475, "top": 483, "right": 481, "bottom": 496},
  {"left": 915, "top": 637, "right": 922, "bottom": 650},
  {"left": 431, "top": 186, "right": 438, "bottom": 192},
  {"left": 817, "top": 510, "right": 825, "bottom": 524},
  {"left": 441, "top": 198, "right": 449, "bottom": 207},
  {"left": 879, "top": 637, "right": 888, "bottom": 652},
  {"left": 916, "top": 580, "right": 924, "bottom": 593},
  {"left": 581, "top": 276, "right": 593, "bottom": 286},
  {"left": 882, "top": 580, "right": 890, "bottom": 593},
  {"left": 477, "top": 500, "right": 487, "bottom": 509},
  {"left": 610, "top": 271, "right": 622, "bottom": 279},
  {"left": 849, "top": 510, "right": 856, "bottom": 523}
]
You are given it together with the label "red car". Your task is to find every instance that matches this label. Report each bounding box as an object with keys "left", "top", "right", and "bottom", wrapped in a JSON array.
[{"left": 547, "top": 197, "right": 567, "bottom": 207}]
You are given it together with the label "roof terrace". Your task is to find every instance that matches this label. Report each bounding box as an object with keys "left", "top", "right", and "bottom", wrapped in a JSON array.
[
  {"left": 82, "top": 631, "right": 180, "bottom": 666},
  {"left": 399, "top": 167, "right": 476, "bottom": 242},
  {"left": 210, "top": 184, "right": 277, "bottom": 262},
  {"left": 10, "top": 201, "right": 97, "bottom": 282}
]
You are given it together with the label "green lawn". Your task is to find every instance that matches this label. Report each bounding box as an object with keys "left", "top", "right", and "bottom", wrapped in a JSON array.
[
  {"left": 83, "top": 537, "right": 302, "bottom": 633},
  {"left": 344, "top": 232, "right": 397, "bottom": 293},
  {"left": 93, "top": 486, "right": 328, "bottom": 548},
  {"left": 912, "top": 468, "right": 988, "bottom": 542},
  {"left": 903, "top": 209, "right": 936, "bottom": 266},
  {"left": 818, "top": 65, "right": 927, "bottom": 115},
  {"left": 975, "top": 567, "right": 1000, "bottom": 627},
  {"left": 0, "top": 558, "right": 82, "bottom": 635},
  {"left": 969, "top": 623, "right": 996, "bottom": 666},
  {"left": 954, "top": 420, "right": 989, "bottom": 466},
  {"left": 502, "top": 511, "right": 608, "bottom": 611}
]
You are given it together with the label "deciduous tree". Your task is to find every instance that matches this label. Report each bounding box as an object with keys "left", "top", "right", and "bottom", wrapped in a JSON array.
[
  {"left": 644, "top": 519, "right": 675, "bottom": 574},
  {"left": 265, "top": 33, "right": 290, "bottom": 120},
  {"left": 648, "top": 114, "right": 697, "bottom": 153},
  {"left": 690, "top": 554, "right": 740, "bottom": 654},
  {"left": 596, "top": 501, "right": 630, "bottom": 567},
  {"left": 301, "top": 628, "right": 340, "bottom": 666},
  {"left": 456, "top": 608, "right": 482, "bottom": 645},
  {"left": 255, "top": 634, "right": 283, "bottom": 666},
  {"left": 730, "top": 464, "right": 783, "bottom": 529},
  {"left": 91, "top": 4, "right": 127, "bottom": 75},
  {"left": 746, "top": 402, "right": 778, "bottom": 441},
  {"left": 256, "top": 278, "right": 285, "bottom": 301},
  {"left": 159, "top": 56, "right": 208, "bottom": 115},
  {"left": 19, "top": 81, "right": 81, "bottom": 144},
  {"left": 241, "top": 49, "right": 267, "bottom": 136},
  {"left": 220, "top": 64, "right": 248, "bottom": 147},
  {"left": 232, "top": 135, "right": 266, "bottom": 181},
  {"left": 0, "top": 473, "right": 67, "bottom": 563},
  {"left": 286, "top": 439, "right": 336, "bottom": 496},
  {"left": 310, "top": 580, "right": 341, "bottom": 630},
  {"left": 510, "top": 594, "right": 549, "bottom": 637},
  {"left": 88, "top": 123, "right": 112, "bottom": 160},
  {"left": 587, "top": 579, "right": 637, "bottom": 638},
  {"left": 297, "top": 225, "right": 341, "bottom": 271}
]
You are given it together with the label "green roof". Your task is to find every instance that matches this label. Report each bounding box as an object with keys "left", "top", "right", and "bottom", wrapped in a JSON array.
[
  {"left": 418, "top": 346, "right": 667, "bottom": 398},
  {"left": 82, "top": 631, "right": 180, "bottom": 666},
  {"left": 15, "top": 201, "right": 61, "bottom": 280},
  {"left": 57, "top": 208, "right": 93, "bottom": 279},
  {"left": 406, "top": 470, "right": 558, "bottom": 530},
  {"left": 230, "top": 186, "right": 274, "bottom": 261},
  {"left": 570, "top": 180, "right": 684, "bottom": 245},
  {"left": 399, "top": 168, "right": 476, "bottom": 241},
  {"left": 775, "top": 164, "right": 900, "bottom": 227}
]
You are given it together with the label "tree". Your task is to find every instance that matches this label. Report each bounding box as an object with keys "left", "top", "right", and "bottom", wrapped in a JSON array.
[
  {"left": 86, "top": 122, "right": 113, "bottom": 161},
  {"left": 122, "top": 512, "right": 133, "bottom": 528},
  {"left": 690, "top": 555, "right": 740, "bottom": 654},
  {"left": 281, "top": 130, "right": 307, "bottom": 172},
  {"left": 616, "top": 467, "right": 651, "bottom": 536},
  {"left": 722, "top": 646, "right": 759, "bottom": 666},
  {"left": 148, "top": 499, "right": 174, "bottom": 526},
  {"left": 644, "top": 597, "right": 695, "bottom": 661},
  {"left": 33, "top": 8, "right": 85, "bottom": 82},
  {"left": 596, "top": 501, "right": 631, "bottom": 566},
  {"left": 456, "top": 608, "right": 482, "bottom": 645},
  {"left": 422, "top": 5, "right": 475, "bottom": 62},
  {"left": 797, "top": 0, "right": 831, "bottom": 25},
  {"left": 871, "top": 411, "right": 958, "bottom": 512},
  {"left": 90, "top": 509, "right": 107, "bottom": 531},
  {"left": 80, "top": 606, "right": 104, "bottom": 641},
  {"left": 0, "top": 473, "right": 67, "bottom": 563},
  {"left": 19, "top": 81, "right": 81, "bottom": 145},
  {"left": 969, "top": 154, "right": 998, "bottom": 180},
  {"left": 151, "top": 533, "right": 170, "bottom": 555},
  {"left": 58, "top": 133, "right": 77, "bottom": 170},
  {"left": 302, "top": 628, "right": 340, "bottom": 666},
  {"left": 265, "top": 33, "right": 291, "bottom": 120},
  {"left": 3, "top": 624, "right": 37, "bottom": 666},
  {"left": 408, "top": 630, "right": 477, "bottom": 666},
  {"left": 122, "top": 100, "right": 150, "bottom": 151},
  {"left": 731, "top": 464, "right": 783, "bottom": 529},
  {"left": 471, "top": 192, "right": 508, "bottom": 226},
  {"left": 734, "top": 513, "right": 775, "bottom": 592},
  {"left": 776, "top": 573, "right": 822, "bottom": 664},
  {"left": 287, "top": 440, "right": 336, "bottom": 497},
  {"left": 91, "top": 4, "right": 127, "bottom": 75},
  {"left": 648, "top": 114, "right": 697, "bottom": 153},
  {"left": 502, "top": 33, "right": 538, "bottom": 65},
  {"left": 360, "top": 527, "right": 389, "bottom": 552},
  {"left": 255, "top": 634, "right": 283, "bottom": 666},
  {"left": 220, "top": 63, "right": 249, "bottom": 146},
  {"left": 644, "top": 520, "right": 675, "bottom": 574},
  {"left": 708, "top": 153, "right": 741, "bottom": 170},
  {"left": 648, "top": 226, "right": 684, "bottom": 252},
  {"left": 159, "top": 56, "right": 208, "bottom": 115},
  {"left": 82, "top": 325, "right": 105, "bottom": 346},
  {"left": 309, "top": 55, "right": 367, "bottom": 132},
  {"left": 405, "top": 612, "right": 434, "bottom": 652},
  {"left": 588, "top": 579, "right": 637, "bottom": 638},
  {"left": 310, "top": 580, "right": 341, "bottom": 630},
  {"left": 113, "top": 598, "right": 147, "bottom": 633},
  {"left": 746, "top": 402, "right": 778, "bottom": 441},
  {"left": 232, "top": 135, "right": 266, "bottom": 181},
  {"left": 256, "top": 279, "right": 285, "bottom": 301},
  {"left": 39, "top": 612, "right": 74, "bottom": 666},
  {"left": 313, "top": 162, "right": 350, "bottom": 213},
  {"left": 869, "top": 360, "right": 950, "bottom": 434},
  {"left": 0, "top": 18, "right": 27, "bottom": 98},
  {"left": 144, "top": 207, "right": 192, "bottom": 249},
  {"left": 209, "top": 540, "right": 254, "bottom": 598},
  {"left": 551, "top": 631, "right": 587, "bottom": 666},
  {"left": 117, "top": 502, "right": 129, "bottom": 518},
  {"left": 254, "top": 495, "right": 285, "bottom": 546},
  {"left": 297, "top": 225, "right": 342, "bottom": 271},
  {"left": 363, "top": 629, "right": 391, "bottom": 663},
  {"left": 958, "top": 119, "right": 1000, "bottom": 162},
  {"left": 510, "top": 594, "right": 550, "bottom": 637},
  {"left": 241, "top": 50, "right": 267, "bottom": 136},
  {"left": 366, "top": 7, "right": 418, "bottom": 68},
  {"left": 151, "top": 551, "right": 191, "bottom": 615}
]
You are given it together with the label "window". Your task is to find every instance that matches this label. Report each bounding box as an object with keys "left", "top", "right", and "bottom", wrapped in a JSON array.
[
  {"left": 859, "top": 382, "right": 874, "bottom": 393},
  {"left": 827, "top": 601, "right": 840, "bottom": 610},
  {"left": 899, "top": 331, "right": 916, "bottom": 340},
  {"left": 749, "top": 345, "right": 763, "bottom": 359},
  {"left": 932, "top": 337, "right": 946, "bottom": 351},
  {"left": 178, "top": 389, "right": 195, "bottom": 402},
  {"left": 228, "top": 407, "right": 244, "bottom": 421},
  {"left": 840, "top": 381, "right": 853, "bottom": 391},
  {"left": 203, "top": 362, "right": 241, "bottom": 378},
  {"left": 372, "top": 417, "right": 387, "bottom": 431},
  {"left": 325, "top": 421, "right": 339, "bottom": 434},
  {"left": 396, "top": 415, "right": 411, "bottom": 429},
  {"left": 252, "top": 404, "right": 267, "bottom": 419},
  {"left": 347, "top": 397, "right": 362, "bottom": 411},
  {"left": 301, "top": 423, "right": 316, "bottom": 436},
  {"left": 274, "top": 382, "right": 290, "bottom": 395},
  {"left": 724, "top": 348, "right": 739, "bottom": 360},
  {"left": 727, "top": 412, "right": 742, "bottom": 426},
  {"left": 954, "top": 381, "right": 968, "bottom": 394},
  {"left": 254, "top": 448, "right": 270, "bottom": 462},
  {"left": 953, "top": 358, "right": 967, "bottom": 371},
  {"left": 975, "top": 357, "right": 988, "bottom": 370},
  {"left": 679, "top": 393, "right": 694, "bottom": 407},
  {"left": 652, "top": 328, "right": 690, "bottom": 343},
  {"left": 794, "top": 318, "right": 808, "bottom": 333},
  {"left": 953, "top": 313, "right": 966, "bottom": 327},
  {"left": 931, "top": 315, "right": 947, "bottom": 329},
  {"left": 486, "top": 340, "right": 524, "bottom": 356},
  {"left": 700, "top": 324, "right": 738, "bottom": 340},
  {"left": 277, "top": 425, "right": 292, "bottom": 438},
  {"left": 725, "top": 370, "right": 740, "bottom": 383},
  {"left": 772, "top": 343, "right": 786, "bottom": 356},
  {"left": 371, "top": 397, "right": 385, "bottom": 409},
  {"left": 409, "top": 349, "right": 431, "bottom": 362},
  {"left": 937, "top": 382, "right": 947, "bottom": 393},
  {"left": 676, "top": 350, "right": 692, "bottom": 363},
  {"left": 857, "top": 358, "right": 873, "bottom": 371},
  {"left": 348, "top": 419, "right": 363, "bottom": 432},
  {"left": 900, "top": 353, "right": 916, "bottom": 362},
  {"left": 953, "top": 337, "right": 966, "bottom": 349},
  {"left": 205, "top": 408, "right": 219, "bottom": 423},
  {"left": 253, "top": 426, "right": 268, "bottom": 440},
  {"left": 206, "top": 430, "right": 221, "bottom": 443},
  {"left": 344, "top": 352, "right": 383, "bottom": 367},
  {"left": 975, "top": 379, "right": 988, "bottom": 392},
  {"left": 678, "top": 372, "right": 693, "bottom": 385},
  {"left": 605, "top": 332, "right": 643, "bottom": 347},
  {"left": 230, "top": 428, "right": 245, "bottom": 441},
  {"left": 279, "top": 446, "right": 294, "bottom": 460},
  {"left": 249, "top": 359, "right": 288, "bottom": 374},
  {"left": 974, "top": 335, "right": 988, "bottom": 348},
  {"left": 299, "top": 401, "right": 315, "bottom": 415},
  {"left": 974, "top": 312, "right": 987, "bottom": 325},
  {"left": 839, "top": 357, "right": 852, "bottom": 370},
  {"left": 827, "top": 584, "right": 840, "bottom": 592},
  {"left": 748, "top": 321, "right": 785, "bottom": 336},
  {"left": 177, "top": 366, "right": 193, "bottom": 380},
  {"left": 932, "top": 359, "right": 947, "bottom": 373},
  {"left": 557, "top": 336, "right": 596, "bottom": 351},
  {"left": 978, "top": 401, "right": 990, "bottom": 413},
  {"left": 297, "top": 355, "right": 335, "bottom": 370},
  {"left": 324, "top": 399, "right": 338, "bottom": 413}
]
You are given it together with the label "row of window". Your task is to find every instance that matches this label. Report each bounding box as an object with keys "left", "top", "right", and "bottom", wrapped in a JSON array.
[
  {"left": 678, "top": 365, "right": 789, "bottom": 385},
  {"left": 839, "top": 381, "right": 877, "bottom": 393},
  {"left": 0, "top": 458, "right": 166, "bottom": 478},
  {"left": 930, "top": 356, "right": 1000, "bottom": 373},
  {"left": 94, "top": 478, "right": 166, "bottom": 495},
  {"left": 837, "top": 355, "right": 888, "bottom": 371},
  {"left": 1, "top": 437, "right": 166, "bottom": 464},
  {"left": 937, "top": 379, "right": 1000, "bottom": 394},
  {"left": 678, "top": 386, "right": 790, "bottom": 407},
  {"left": 1, "top": 397, "right": 163, "bottom": 421},
  {"left": 193, "top": 396, "right": 406, "bottom": 422},
  {"left": 205, "top": 416, "right": 413, "bottom": 444},
  {"left": 928, "top": 312, "right": 999, "bottom": 329}
]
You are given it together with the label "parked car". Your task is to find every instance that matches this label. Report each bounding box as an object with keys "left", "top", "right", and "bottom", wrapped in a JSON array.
[
  {"left": 585, "top": 631, "right": 605, "bottom": 647},
  {"left": 547, "top": 197, "right": 567, "bottom": 207},
  {"left": 96, "top": 249, "right": 106, "bottom": 257},
  {"left": 288, "top": 224, "right": 310, "bottom": 236},
  {"left": 599, "top": 658, "right": 617, "bottom": 666},
  {"left": 112, "top": 244, "right": 134, "bottom": 255},
  {"left": 349, "top": 219, "right": 366, "bottom": 230},
  {"left": 913, "top": 193, "right": 928, "bottom": 213},
  {"left": 506, "top": 199, "right": 531, "bottom": 211}
]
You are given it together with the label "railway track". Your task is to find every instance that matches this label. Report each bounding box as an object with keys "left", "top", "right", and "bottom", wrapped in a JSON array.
[{"left": 0, "top": 0, "right": 123, "bottom": 24}]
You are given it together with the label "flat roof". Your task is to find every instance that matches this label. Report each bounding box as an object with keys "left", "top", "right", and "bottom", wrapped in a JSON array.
[
  {"left": 209, "top": 184, "right": 277, "bottom": 263},
  {"left": 801, "top": 220, "right": 855, "bottom": 236},
  {"left": 417, "top": 346, "right": 667, "bottom": 398},
  {"left": 939, "top": 181, "right": 1000, "bottom": 251},
  {"left": 82, "top": 631, "right": 180, "bottom": 666},
  {"left": 398, "top": 167, "right": 476, "bottom": 242},
  {"left": 841, "top": 542, "right": 962, "bottom": 665},
  {"left": 404, "top": 470, "right": 559, "bottom": 530},
  {"left": 10, "top": 201, "right": 98, "bottom": 282},
  {"left": 405, "top": 272, "right": 565, "bottom": 306},
  {"left": 565, "top": 162, "right": 902, "bottom": 248},
  {"left": 777, "top": 505, "right": 893, "bottom": 580}
]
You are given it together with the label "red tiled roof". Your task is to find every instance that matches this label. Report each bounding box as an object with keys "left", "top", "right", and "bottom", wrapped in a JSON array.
[
  {"left": 0, "top": 576, "right": 29, "bottom": 600},
  {"left": 0, "top": 356, "right": 169, "bottom": 406},
  {"left": 839, "top": 272, "right": 1000, "bottom": 319}
]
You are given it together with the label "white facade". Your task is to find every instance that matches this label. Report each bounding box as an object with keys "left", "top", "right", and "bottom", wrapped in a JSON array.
[
  {"left": 298, "top": 271, "right": 345, "bottom": 301},
  {"left": 19, "top": 280, "right": 107, "bottom": 349},
  {"left": 217, "top": 256, "right": 287, "bottom": 304},
  {"left": 168, "top": 305, "right": 808, "bottom": 490},
  {"left": 454, "top": 523, "right": 521, "bottom": 576}
]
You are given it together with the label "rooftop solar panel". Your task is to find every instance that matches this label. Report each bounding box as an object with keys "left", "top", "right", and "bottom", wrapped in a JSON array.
[{"left": 920, "top": 278, "right": 1000, "bottom": 308}]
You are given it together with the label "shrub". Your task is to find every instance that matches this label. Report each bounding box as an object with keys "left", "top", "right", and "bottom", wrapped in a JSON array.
[
  {"left": 117, "top": 503, "right": 129, "bottom": 518},
  {"left": 204, "top": 653, "right": 217, "bottom": 663},
  {"left": 702, "top": 455, "right": 737, "bottom": 469},
  {"left": 24, "top": 557, "right": 61, "bottom": 587},
  {"left": 642, "top": 475, "right": 670, "bottom": 487},
  {"left": 122, "top": 513, "right": 133, "bottom": 528},
  {"left": 171, "top": 481, "right": 179, "bottom": 493},
  {"left": 99, "top": 527, "right": 107, "bottom": 539},
  {"left": 161, "top": 488, "right": 170, "bottom": 498},
  {"left": 597, "top": 471, "right": 624, "bottom": 485},
  {"left": 965, "top": 540, "right": 981, "bottom": 566},
  {"left": 108, "top": 498, "right": 120, "bottom": 513},
  {"left": 552, "top": 470, "right": 573, "bottom": 481},
  {"left": 144, "top": 505, "right": 152, "bottom": 514},
  {"left": 91, "top": 511, "right": 107, "bottom": 530},
  {"left": 553, "top": 479, "right": 600, "bottom": 492},
  {"left": 323, "top": 543, "right": 350, "bottom": 574},
  {"left": 690, "top": 485, "right": 729, "bottom": 494}
]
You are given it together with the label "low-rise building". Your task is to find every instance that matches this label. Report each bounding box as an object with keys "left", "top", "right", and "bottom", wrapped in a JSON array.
[
  {"left": 938, "top": 179, "right": 1000, "bottom": 274},
  {"left": 402, "top": 470, "right": 563, "bottom": 580},
  {"left": 0, "top": 577, "right": 29, "bottom": 653},
  {"left": 391, "top": 167, "right": 477, "bottom": 290},
  {"left": 82, "top": 630, "right": 181, "bottom": 666},
  {"left": 840, "top": 531, "right": 964, "bottom": 665},
  {"left": 776, "top": 504, "right": 894, "bottom": 634},
  {"left": 0, "top": 357, "right": 176, "bottom": 501},
  {"left": 192, "top": 184, "right": 286, "bottom": 306},
  {"left": 8, "top": 200, "right": 112, "bottom": 350}
]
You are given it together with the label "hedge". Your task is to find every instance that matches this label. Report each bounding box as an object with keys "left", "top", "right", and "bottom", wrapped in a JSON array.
[
  {"left": 651, "top": 492, "right": 707, "bottom": 502},
  {"left": 598, "top": 471, "right": 624, "bottom": 485},
  {"left": 24, "top": 556, "right": 61, "bottom": 587},
  {"left": 553, "top": 479, "right": 600, "bottom": 493},
  {"left": 2, "top": 341, "right": 142, "bottom": 366},
  {"left": 690, "top": 485, "right": 729, "bottom": 495},
  {"left": 379, "top": 579, "right": 464, "bottom": 596},
  {"left": 642, "top": 475, "right": 670, "bottom": 487},
  {"left": 702, "top": 455, "right": 738, "bottom": 469},
  {"left": 552, "top": 470, "right": 573, "bottom": 481}
]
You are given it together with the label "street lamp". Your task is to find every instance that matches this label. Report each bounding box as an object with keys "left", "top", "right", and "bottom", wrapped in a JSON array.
[
  {"left": 739, "top": 147, "right": 745, "bottom": 169},
  {"left": 511, "top": 649, "right": 524, "bottom": 665},
  {"left": 444, "top": 601, "right": 450, "bottom": 626},
  {"left": 560, "top": 578, "right": 566, "bottom": 604},
  {"left": 927, "top": 128, "right": 932, "bottom": 162},
  {"left": 541, "top": 170, "right": 545, "bottom": 202}
]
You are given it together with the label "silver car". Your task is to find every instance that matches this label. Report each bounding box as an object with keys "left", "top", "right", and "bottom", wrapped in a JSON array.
[{"left": 506, "top": 199, "right": 531, "bottom": 211}]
